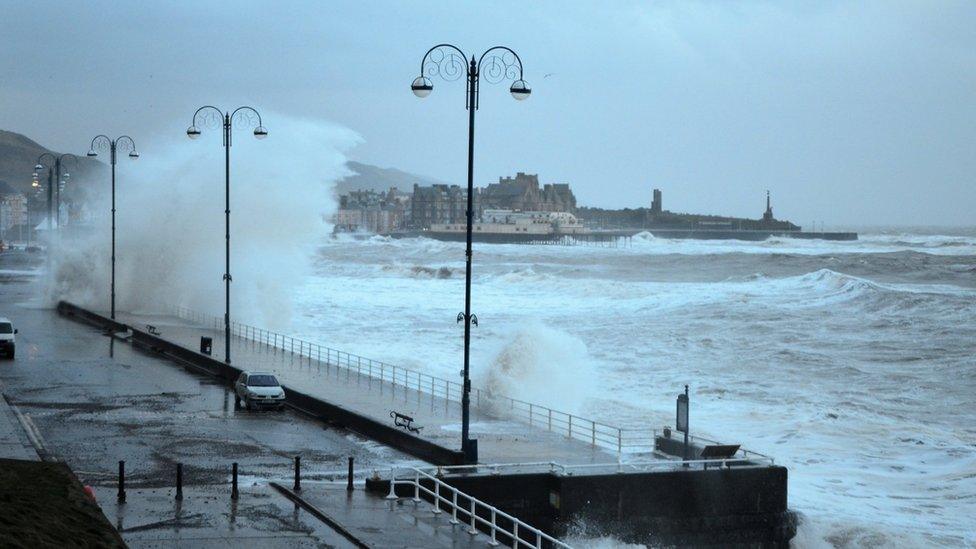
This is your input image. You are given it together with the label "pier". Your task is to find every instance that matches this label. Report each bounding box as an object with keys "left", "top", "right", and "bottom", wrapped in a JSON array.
[{"left": 56, "top": 301, "right": 796, "bottom": 547}]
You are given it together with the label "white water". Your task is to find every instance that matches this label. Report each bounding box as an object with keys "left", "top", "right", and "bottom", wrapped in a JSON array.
[
  {"left": 39, "top": 156, "right": 976, "bottom": 546},
  {"left": 287, "top": 231, "right": 975, "bottom": 548}
]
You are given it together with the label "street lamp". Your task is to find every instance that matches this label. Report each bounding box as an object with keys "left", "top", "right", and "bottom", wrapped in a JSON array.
[
  {"left": 411, "top": 44, "right": 531, "bottom": 463},
  {"left": 87, "top": 135, "right": 140, "bottom": 320},
  {"left": 34, "top": 153, "right": 78, "bottom": 231},
  {"left": 185, "top": 106, "right": 268, "bottom": 365}
]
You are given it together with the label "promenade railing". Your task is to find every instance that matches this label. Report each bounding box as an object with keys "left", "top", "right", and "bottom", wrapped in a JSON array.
[
  {"left": 173, "top": 306, "right": 769, "bottom": 461},
  {"left": 387, "top": 466, "right": 573, "bottom": 549}
]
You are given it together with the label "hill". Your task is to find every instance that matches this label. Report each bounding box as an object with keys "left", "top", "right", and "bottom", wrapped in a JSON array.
[
  {"left": 336, "top": 160, "right": 448, "bottom": 195},
  {"left": 0, "top": 130, "right": 105, "bottom": 196}
]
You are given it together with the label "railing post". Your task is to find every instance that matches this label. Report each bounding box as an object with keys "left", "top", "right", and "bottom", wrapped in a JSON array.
[
  {"left": 529, "top": 403, "right": 533, "bottom": 426},
  {"left": 450, "top": 491, "right": 459, "bottom": 524},
  {"left": 513, "top": 522, "right": 519, "bottom": 547},
  {"left": 231, "top": 462, "right": 239, "bottom": 500},
  {"left": 386, "top": 469, "right": 398, "bottom": 500},
  {"left": 568, "top": 414, "right": 573, "bottom": 439},
  {"left": 490, "top": 508, "right": 498, "bottom": 546},
  {"left": 433, "top": 481, "right": 441, "bottom": 514},
  {"left": 536, "top": 529, "right": 543, "bottom": 549},
  {"left": 548, "top": 408, "right": 552, "bottom": 431},
  {"left": 468, "top": 499, "right": 477, "bottom": 535},
  {"left": 413, "top": 471, "right": 420, "bottom": 502},
  {"left": 592, "top": 422, "right": 596, "bottom": 447}
]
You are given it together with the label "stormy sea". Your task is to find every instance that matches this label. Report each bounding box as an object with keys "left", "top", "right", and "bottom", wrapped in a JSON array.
[{"left": 287, "top": 229, "right": 976, "bottom": 548}]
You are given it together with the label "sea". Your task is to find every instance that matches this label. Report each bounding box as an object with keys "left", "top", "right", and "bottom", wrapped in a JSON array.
[{"left": 286, "top": 228, "right": 976, "bottom": 548}]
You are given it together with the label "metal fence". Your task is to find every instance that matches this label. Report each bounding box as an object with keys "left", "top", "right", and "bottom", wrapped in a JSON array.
[
  {"left": 388, "top": 467, "right": 573, "bottom": 549},
  {"left": 172, "top": 306, "right": 768, "bottom": 461}
]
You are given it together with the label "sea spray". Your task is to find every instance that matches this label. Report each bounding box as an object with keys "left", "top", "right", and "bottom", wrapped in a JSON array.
[
  {"left": 477, "top": 322, "right": 597, "bottom": 416},
  {"left": 43, "top": 114, "right": 359, "bottom": 330}
]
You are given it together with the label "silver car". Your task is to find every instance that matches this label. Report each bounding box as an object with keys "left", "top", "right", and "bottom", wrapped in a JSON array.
[{"left": 234, "top": 372, "right": 286, "bottom": 411}]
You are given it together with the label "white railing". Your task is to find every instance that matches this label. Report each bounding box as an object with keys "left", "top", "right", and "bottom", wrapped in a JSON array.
[
  {"left": 424, "top": 455, "right": 775, "bottom": 478},
  {"left": 172, "top": 306, "right": 770, "bottom": 461},
  {"left": 386, "top": 467, "right": 573, "bottom": 549}
]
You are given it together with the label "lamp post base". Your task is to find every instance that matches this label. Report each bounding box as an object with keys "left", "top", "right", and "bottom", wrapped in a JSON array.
[{"left": 462, "top": 438, "right": 478, "bottom": 464}]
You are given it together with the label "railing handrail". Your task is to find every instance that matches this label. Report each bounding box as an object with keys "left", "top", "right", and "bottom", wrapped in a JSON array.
[
  {"left": 422, "top": 455, "right": 775, "bottom": 478},
  {"left": 172, "top": 305, "right": 770, "bottom": 461},
  {"left": 388, "top": 466, "right": 573, "bottom": 549}
]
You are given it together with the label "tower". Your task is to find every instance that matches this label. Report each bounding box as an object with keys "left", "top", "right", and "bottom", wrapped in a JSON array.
[
  {"left": 762, "top": 190, "right": 774, "bottom": 222},
  {"left": 651, "top": 188, "right": 662, "bottom": 214}
]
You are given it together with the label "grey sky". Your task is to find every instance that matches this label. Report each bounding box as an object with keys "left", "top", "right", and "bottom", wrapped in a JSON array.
[{"left": 1, "top": 1, "right": 973, "bottom": 226}]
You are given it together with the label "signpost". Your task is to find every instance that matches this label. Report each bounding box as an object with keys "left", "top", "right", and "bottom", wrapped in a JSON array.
[{"left": 676, "top": 385, "right": 690, "bottom": 462}]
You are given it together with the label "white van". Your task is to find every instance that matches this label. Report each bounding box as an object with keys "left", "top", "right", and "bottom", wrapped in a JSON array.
[{"left": 0, "top": 318, "right": 16, "bottom": 359}]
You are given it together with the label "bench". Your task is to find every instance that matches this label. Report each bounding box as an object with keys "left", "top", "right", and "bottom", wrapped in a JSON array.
[{"left": 390, "top": 411, "right": 422, "bottom": 434}]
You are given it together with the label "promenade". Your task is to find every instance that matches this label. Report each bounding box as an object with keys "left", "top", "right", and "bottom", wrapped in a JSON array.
[{"left": 116, "top": 310, "right": 622, "bottom": 466}]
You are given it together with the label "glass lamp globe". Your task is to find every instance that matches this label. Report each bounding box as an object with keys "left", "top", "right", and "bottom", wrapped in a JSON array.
[
  {"left": 510, "top": 79, "right": 531, "bottom": 101},
  {"left": 411, "top": 76, "right": 433, "bottom": 98}
]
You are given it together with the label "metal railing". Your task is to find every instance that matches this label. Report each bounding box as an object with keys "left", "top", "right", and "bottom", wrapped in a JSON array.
[
  {"left": 387, "top": 467, "right": 573, "bottom": 549},
  {"left": 172, "top": 306, "right": 770, "bottom": 461},
  {"left": 422, "top": 455, "right": 775, "bottom": 478}
]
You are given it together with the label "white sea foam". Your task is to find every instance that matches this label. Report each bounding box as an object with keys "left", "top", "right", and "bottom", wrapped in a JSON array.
[
  {"left": 291, "top": 233, "right": 976, "bottom": 547},
  {"left": 44, "top": 115, "right": 358, "bottom": 329}
]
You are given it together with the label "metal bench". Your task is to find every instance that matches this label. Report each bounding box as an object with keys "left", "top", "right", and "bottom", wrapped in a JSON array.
[{"left": 390, "top": 411, "right": 422, "bottom": 434}]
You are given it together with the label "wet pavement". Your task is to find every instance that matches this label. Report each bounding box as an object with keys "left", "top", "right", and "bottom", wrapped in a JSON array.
[
  {"left": 0, "top": 271, "right": 471, "bottom": 547},
  {"left": 114, "top": 310, "right": 619, "bottom": 466},
  {"left": 280, "top": 482, "right": 488, "bottom": 548},
  {"left": 93, "top": 484, "right": 357, "bottom": 548}
]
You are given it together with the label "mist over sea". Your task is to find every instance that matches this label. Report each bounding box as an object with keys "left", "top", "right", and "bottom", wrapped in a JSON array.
[{"left": 288, "top": 229, "right": 976, "bottom": 548}]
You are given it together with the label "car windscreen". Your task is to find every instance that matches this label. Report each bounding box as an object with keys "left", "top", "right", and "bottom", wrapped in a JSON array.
[
  {"left": 247, "top": 375, "right": 279, "bottom": 387},
  {"left": 0, "top": 323, "right": 12, "bottom": 334}
]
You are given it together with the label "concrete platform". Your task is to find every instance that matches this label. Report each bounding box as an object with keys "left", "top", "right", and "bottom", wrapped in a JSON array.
[
  {"left": 94, "top": 484, "right": 357, "bottom": 548},
  {"left": 115, "top": 310, "right": 619, "bottom": 466},
  {"left": 278, "top": 481, "right": 491, "bottom": 548}
]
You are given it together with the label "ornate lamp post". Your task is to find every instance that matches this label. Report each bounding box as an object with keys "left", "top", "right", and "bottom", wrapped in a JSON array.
[
  {"left": 87, "top": 135, "right": 140, "bottom": 320},
  {"left": 34, "top": 153, "right": 78, "bottom": 231},
  {"left": 410, "top": 44, "right": 531, "bottom": 462},
  {"left": 186, "top": 106, "right": 268, "bottom": 365}
]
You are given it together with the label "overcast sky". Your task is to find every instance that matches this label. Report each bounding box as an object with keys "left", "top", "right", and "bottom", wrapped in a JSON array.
[{"left": 1, "top": 1, "right": 973, "bottom": 226}]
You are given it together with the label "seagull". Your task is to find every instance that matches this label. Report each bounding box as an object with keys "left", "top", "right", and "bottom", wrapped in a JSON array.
[{"left": 544, "top": 73, "right": 554, "bottom": 78}]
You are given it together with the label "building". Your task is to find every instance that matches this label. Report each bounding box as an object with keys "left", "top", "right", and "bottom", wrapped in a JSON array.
[
  {"left": 0, "top": 180, "right": 28, "bottom": 239},
  {"left": 431, "top": 209, "right": 587, "bottom": 236},
  {"left": 480, "top": 173, "right": 576, "bottom": 214},
  {"left": 335, "top": 187, "right": 409, "bottom": 234},
  {"left": 410, "top": 183, "right": 476, "bottom": 229}
]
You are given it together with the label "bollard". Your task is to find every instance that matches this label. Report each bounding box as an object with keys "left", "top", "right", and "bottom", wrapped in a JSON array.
[
  {"left": 231, "top": 462, "right": 239, "bottom": 500},
  {"left": 117, "top": 460, "right": 126, "bottom": 503},
  {"left": 294, "top": 456, "right": 301, "bottom": 491},
  {"left": 347, "top": 457, "right": 354, "bottom": 492},
  {"left": 176, "top": 463, "right": 183, "bottom": 501}
]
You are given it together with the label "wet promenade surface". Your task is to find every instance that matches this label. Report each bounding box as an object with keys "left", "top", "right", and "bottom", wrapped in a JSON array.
[
  {"left": 3, "top": 275, "right": 498, "bottom": 546},
  {"left": 117, "top": 311, "right": 620, "bottom": 466}
]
